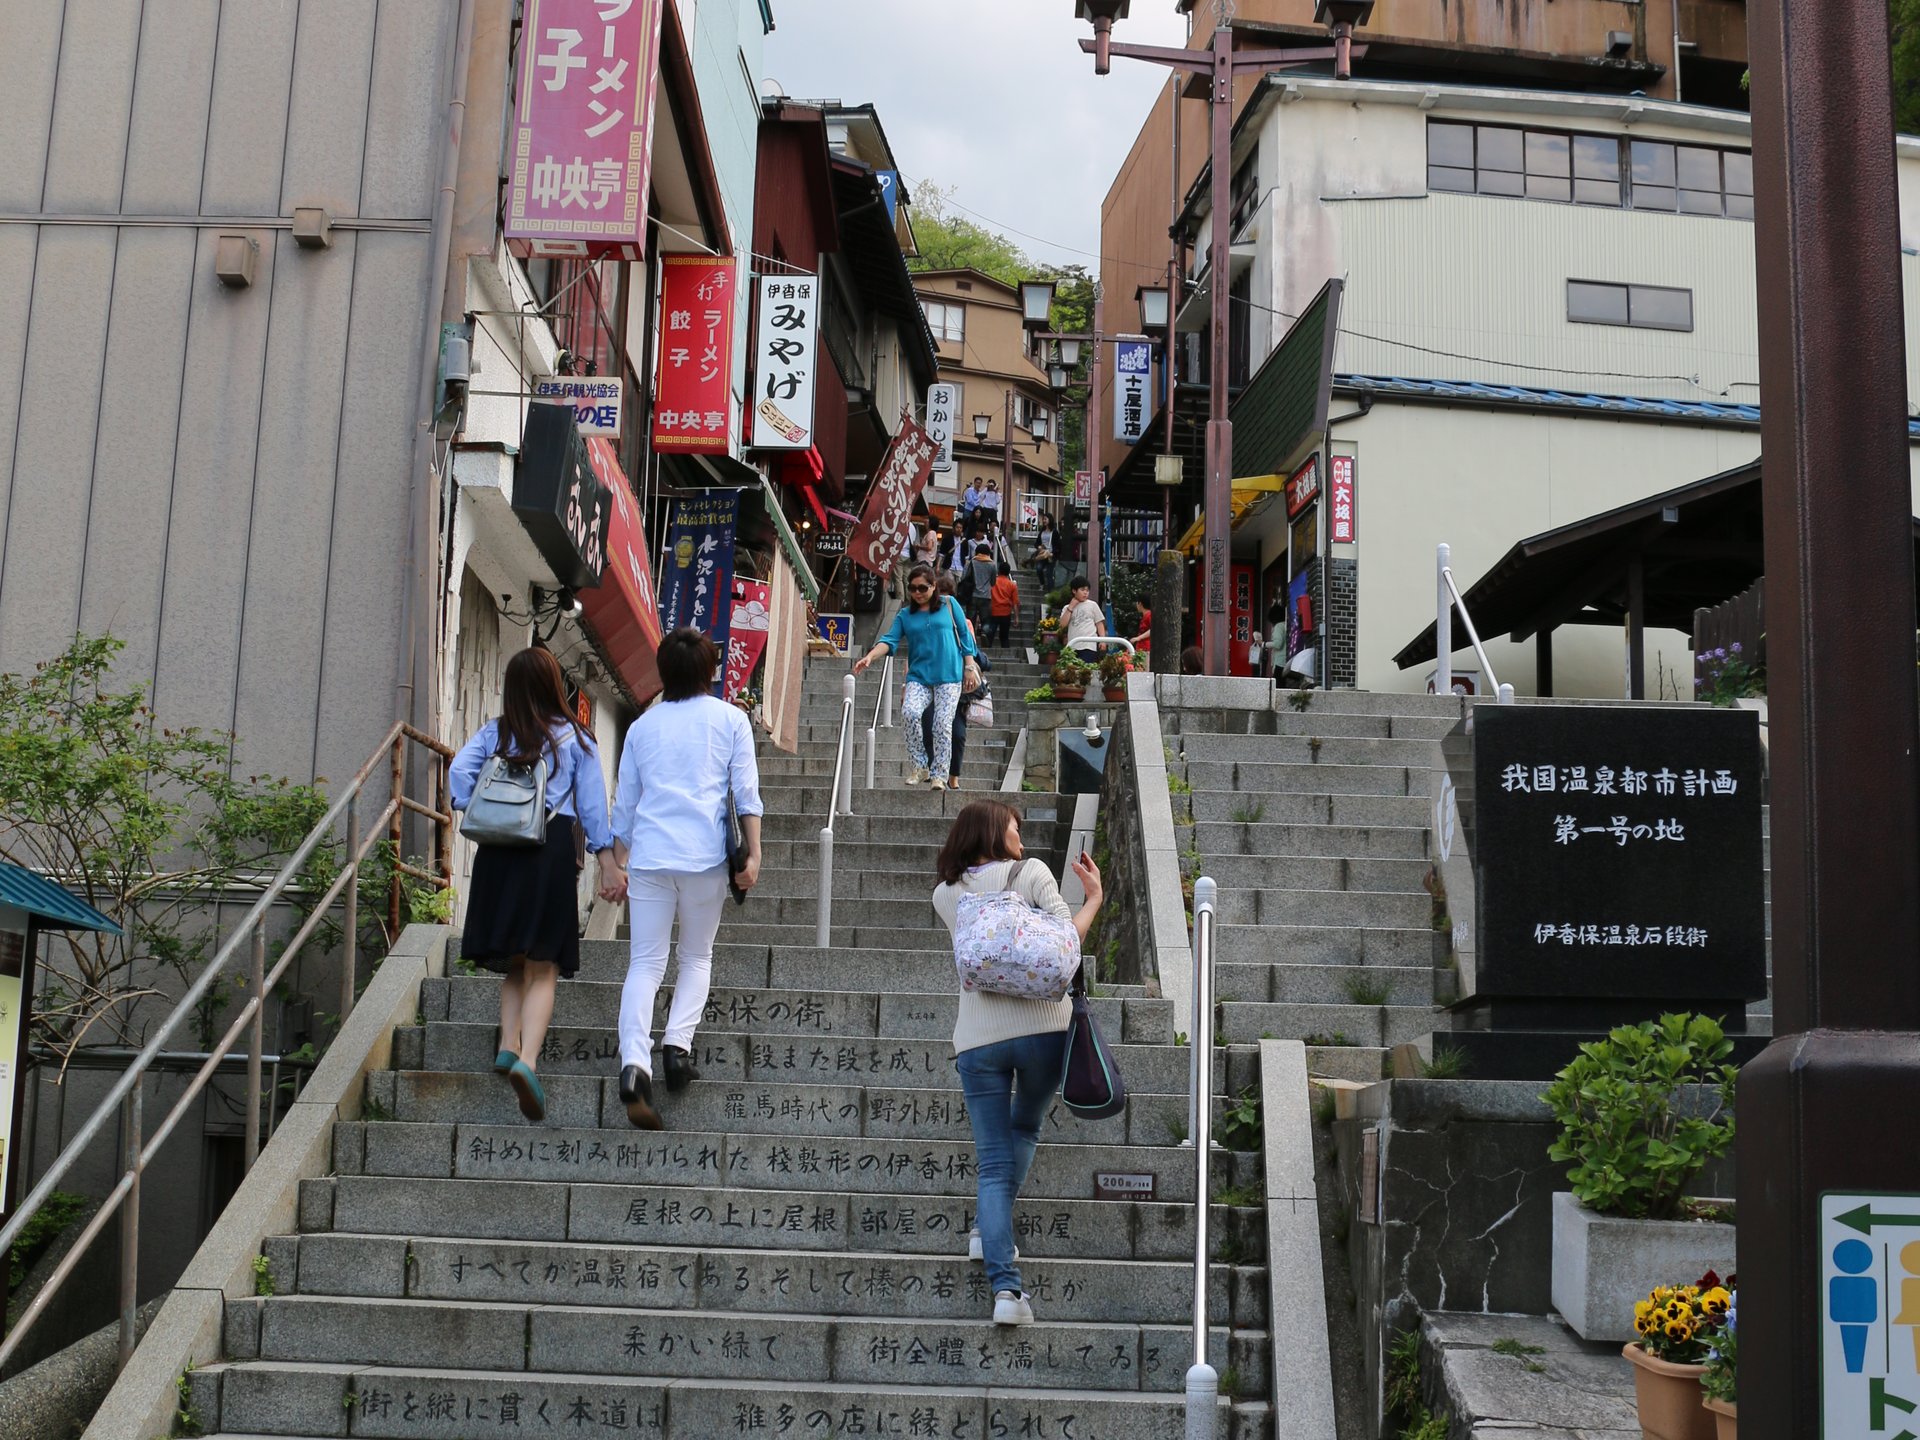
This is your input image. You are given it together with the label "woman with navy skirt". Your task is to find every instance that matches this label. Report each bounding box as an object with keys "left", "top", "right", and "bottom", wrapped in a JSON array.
[{"left": 449, "top": 647, "right": 621, "bottom": 1122}]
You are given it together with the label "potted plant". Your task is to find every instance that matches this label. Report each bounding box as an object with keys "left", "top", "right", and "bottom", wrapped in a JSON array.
[
  {"left": 1624, "top": 1273, "right": 1732, "bottom": 1440},
  {"left": 1023, "top": 683, "right": 1056, "bottom": 705},
  {"left": 1542, "top": 1013, "right": 1739, "bottom": 1343},
  {"left": 1695, "top": 643, "right": 1763, "bottom": 707},
  {"left": 1049, "top": 656, "right": 1092, "bottom": 703},
  {"left": 1034, "top": 615, "right": 1064, "bottom": 662},
  {"left": 1098, "top": 650, "right": 1132, "bottom": 701},
  {"left": 1700, "top": 1287, "right": 1737, "bottom": 1439}
]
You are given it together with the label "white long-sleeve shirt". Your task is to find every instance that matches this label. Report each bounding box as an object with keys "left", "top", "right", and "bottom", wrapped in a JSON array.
[{"left": 610, "top": 695, "right": 764, "bottom": 873}]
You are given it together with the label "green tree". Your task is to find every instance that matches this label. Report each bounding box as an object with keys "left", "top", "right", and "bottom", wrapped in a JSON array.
[
  {"left": 907, "top": 184, "right": 1033, "bottom": 286},
  {"left": 1894, "top": 0, "right": 1920, "bottom": 134}
]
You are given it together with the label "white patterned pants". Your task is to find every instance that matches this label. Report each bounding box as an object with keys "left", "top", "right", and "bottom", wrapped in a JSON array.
[
  {"left": 901, "top": 681, "right": 962, "bottom": 780},
  {"left": 620, "top": 865, "right": 731, "bottom": 1074}
]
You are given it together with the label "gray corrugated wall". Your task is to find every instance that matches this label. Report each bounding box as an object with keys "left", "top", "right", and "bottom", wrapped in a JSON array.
[{"left": 0, "top": 0, "right": 452, "bottom": 788}]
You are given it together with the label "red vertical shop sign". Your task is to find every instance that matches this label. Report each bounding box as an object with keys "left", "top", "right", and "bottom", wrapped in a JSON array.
[
  {"left": 1329, "top": 454, "right": 1356, "bottom": 544},
  {"left": 652, "top": 256, "right": 737, "bottom": 455},
  {"left": 577, "top": 438, "right": 665, "bottom": 703},
  {"left": 505, "top": 0, "right": 665, "bottom": 260}
]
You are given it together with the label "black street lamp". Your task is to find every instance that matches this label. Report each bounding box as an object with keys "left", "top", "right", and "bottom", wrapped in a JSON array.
[{"left": 1071, "top": 0, "right": 1368, "bottom": 674}]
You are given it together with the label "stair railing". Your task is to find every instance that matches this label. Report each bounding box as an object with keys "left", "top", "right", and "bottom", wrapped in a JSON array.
[
  {"left": 865, "top": 653, "right": 894, "bottom": 790},
  {"left": 1187, "top": 875, "right": 1221, "bottom": 1440},
  {"left": 1435, "top": 543, "right": 1516, "bottom": 704},
  {"left": 0, "top": 722, "right": 454, "bottom": 1376},
  {"left": 816, "top": 672, "right": 857, "bottom": 946}
]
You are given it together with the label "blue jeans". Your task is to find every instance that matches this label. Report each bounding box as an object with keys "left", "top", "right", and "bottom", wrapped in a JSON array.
[{"left": 955, "top": 1030, "right": 1070, "bottom": 1297}]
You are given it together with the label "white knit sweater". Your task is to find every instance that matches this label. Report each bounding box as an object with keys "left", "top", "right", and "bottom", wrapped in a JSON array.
[{"left": 932, "top": 858, "right": 1076, "bottom": 1053}]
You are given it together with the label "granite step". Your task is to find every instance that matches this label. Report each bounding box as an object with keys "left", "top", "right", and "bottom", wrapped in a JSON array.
[
  {"left": 1192, "top": 820, "right": 1431, "bottom": 860},
  {"left": 1212, "top": 887, "right": 1431, "bottom": 929},
  {"left": 1185, "top": 791, "right": 1429, "bottom": 827},
  {"left": 336, "top": 1121, "right": 1209, "bottom": 1204},
  {"left": 418, "top": 1024, "right": 1216, "bottom": 1095},
  {"left": 1215, "top": 923, "right": 1439, "bottom": 968},
  {"left": 1181, "top": 761, "right": 1419, "bottom": 798},
  {"left": 725, "top": 866, "right": 968, "bottom": 901},
  {"left": 1214, "top": 961, "right": 1433, "bottom": 1007},
  {"left": 1214, "top": 1000, "right": 1437, "bottom": 1048},
  {"left": 263, "top": 1235, "right": 1255, "bottom": 1327},
  {"left": 198, "top": 1364, "right": 1215, "bottom": 1439},
  {"left": 758, "top": 814, "right": 1066, "bottom": 845},
  {"left": 308, "top": 1175, "right": 1271, "bottom": 1264},
  {"left": 1193, "top": 853, "right": 1433, "bottom": 895},
  {"left": 754, "top": 785, "right": 1056, "bottom": 818},
  {"left": 1175, "top": 734, "right": 1440, "bottom": 768},
  {"left": 563, "top": 944, "right": 1112, "bottom": 996}
]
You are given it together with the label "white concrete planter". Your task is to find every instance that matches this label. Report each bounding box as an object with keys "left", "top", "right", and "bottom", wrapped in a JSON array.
[{"left": 1550, "top": 1191, "right": 1738, "bottom": 1343}]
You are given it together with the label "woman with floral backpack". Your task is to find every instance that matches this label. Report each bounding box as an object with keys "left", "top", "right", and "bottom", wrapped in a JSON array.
[{"left": 931, "top": 800, "right": 1103, "bottom": 1327}]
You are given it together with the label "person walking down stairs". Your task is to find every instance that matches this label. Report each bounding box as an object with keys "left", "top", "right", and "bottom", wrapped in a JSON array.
[
  {"left": 607, "top": 628, "right": 764, "bottom": 1130},
  {"left": 932, "top": 800, "right": 1104, "bottom": 1328},
  {"left": 853, "top": 563, "right": 980, "bottom": 788},
  {"left": 449, "top": 647, "right": 621, "bottom": 1125},
  {"left": 989, "top": 563, "right": 1020, "bottom": 649}
]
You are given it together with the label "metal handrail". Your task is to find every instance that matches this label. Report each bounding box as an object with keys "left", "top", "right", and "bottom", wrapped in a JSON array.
[
  {"left": 1435, "top": 543, "right": 1516, "bottom": 705},
  {"left": 816, "top": 673, "right": 857, "bottom": 946},
  {"left": 0, "top": 722, "right": 453, "bottom": 1375},
  {"left": 1187, "top": 875, "right": 1220, "bottom": 1440},
  {"left": 865, "top": 654, "right": 894, "bottom": 790}
]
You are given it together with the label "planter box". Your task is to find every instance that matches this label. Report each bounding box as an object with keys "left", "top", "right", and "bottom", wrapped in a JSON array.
[{"left": 1550, "top": 1191, "right": 1737, "bottom": 1342}]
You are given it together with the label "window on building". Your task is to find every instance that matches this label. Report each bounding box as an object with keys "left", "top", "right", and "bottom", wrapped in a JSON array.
[
  {"left": 1229, "top": 153, "right": 1260, "bottom": 236},
  {"left": 1429, "top": 121, "right": 1748, "bottom": 220},
  {"left": 921, "top": 299, "right": 964, "bottom": 344},
  {"left": 1228, "top": 265, "right": 1252, "bottom": 390},
  {"left": 1567, "top": 280, "right": 1695, "bottom": 332}
]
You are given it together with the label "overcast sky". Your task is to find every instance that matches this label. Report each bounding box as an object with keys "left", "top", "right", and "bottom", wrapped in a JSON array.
[{"left": 764, "top": 1, "right": 1192, "bottom": 271}]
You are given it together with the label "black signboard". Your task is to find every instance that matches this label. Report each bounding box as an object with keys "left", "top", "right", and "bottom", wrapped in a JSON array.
[
  {"left": 814, "top": 529, "right": 848, "bottom": 558},
  {"left": 514, "top": 403, "right": 610, "bottom": 591},
  {"left": 852, "top": 566, "right": 883, "bottom": 614},
  {"left": 1469, "top": 704, "right": 1766, "bottom": 1010}
]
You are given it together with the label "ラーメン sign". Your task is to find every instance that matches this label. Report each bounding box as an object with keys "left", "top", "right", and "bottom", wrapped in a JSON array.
[
  {"left": 653, "top": 256, "right": 737, "bottom": 455},
  {"left": 505, "top": 0, "right": 665, "bottom": 259}
]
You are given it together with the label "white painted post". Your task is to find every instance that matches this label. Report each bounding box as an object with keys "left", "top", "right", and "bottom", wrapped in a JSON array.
[
  {"left": 1436, "top": 543, "right": 1453, "bottom": 697},
  {"left": 1498, "top": 682, "right": 1515, "bottom": 706}
]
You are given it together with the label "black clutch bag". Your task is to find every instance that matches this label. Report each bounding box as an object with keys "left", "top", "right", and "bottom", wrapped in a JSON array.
[{"left": 724, "top": 791, "right": 748, "bottom": 906}]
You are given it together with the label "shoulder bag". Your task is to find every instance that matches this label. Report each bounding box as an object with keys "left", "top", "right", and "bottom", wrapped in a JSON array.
[
  {"left": 1060, "top": 962, "right": 1127, "bottom": 1119},
  {"left": 460, "top": 738, "right": 552, "bottom": 848},
  {"left": 947, "top": 599, "right": 984, "bottom": 695},
  {"left": 965, "top": 688, "right": 994, "bottom": 728},
  {"left": 951, "top": 859, "right": 1081, "bottom": 1001},
  {"left": 724, "top": 790, "right": 749, "bottom": 906}
]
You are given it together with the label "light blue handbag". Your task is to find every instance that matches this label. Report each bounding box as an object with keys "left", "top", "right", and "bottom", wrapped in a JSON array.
[{"left": 458, "top": 752, "right": 551, "bottom": 847}]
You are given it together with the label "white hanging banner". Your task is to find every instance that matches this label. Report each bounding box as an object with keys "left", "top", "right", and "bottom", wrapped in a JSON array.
[
  {"left": 926, "top": 383, "right": 958, "bottom": 472},
  {"left": 1113, "top": 340, "right": 1150, "bottom": 445},
  {"left": 750, "top": 274, "right": 820, "bottom": 451}
]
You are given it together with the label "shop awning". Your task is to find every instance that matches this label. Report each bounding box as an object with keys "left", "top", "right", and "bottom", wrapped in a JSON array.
[
  {"left": 1172, "top": 474, "right": 1286, "bottom": 556},
  {"left": 578, "top": 439, "right": 664, "bottom": 705}
]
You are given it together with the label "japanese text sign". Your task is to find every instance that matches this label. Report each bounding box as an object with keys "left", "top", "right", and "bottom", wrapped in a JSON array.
[
  {"left": 659, "top": 491, "right": 739, "bottom": 656},
  {"left": 849, "top": 417, "right": 938, "bottom": 576},
  {"left": 1468, "top": 705, "right": 1765, "bottom": 1005},
  {"left": 1073, "top": 470, "right": 1094, "bottom": 505},
  {"left": 506, "top": 0, "right": 665, "bottom": 259},
  {"left": 925, "top": 383, "right": 958, "bottom": 472},
  {"left": 750, "top": 274, "right": 820, "bottom": 450},
  {"left": 722, "top": 577, "right": 771, "bottom": 701},
  {"left": 1329, "top": 454, "right": 1356, "bottom": 544},
  {"left": 1113, "top": 340, "right": 1150, "bottom": 445},
  {"left": 1285, "top": 456, "right": 1319, "bottom": 519},
  {"left": 653, "top": 256, "right": 737, "bottom": 455},
  {"left": 533, "top": 376, "right": 623, "bottom": 438},
  {"left": 1819, "top": 1190, "right": 1920, "bottom": 1437}
]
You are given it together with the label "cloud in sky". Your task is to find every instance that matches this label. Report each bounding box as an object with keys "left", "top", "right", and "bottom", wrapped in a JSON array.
[{"left": 764, "top": 0, "right": 1192, "bottom": 272}]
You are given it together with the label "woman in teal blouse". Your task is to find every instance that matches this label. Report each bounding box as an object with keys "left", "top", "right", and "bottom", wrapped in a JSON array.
[{"left": 853, "top": 563, "right": 978, "bottom": 787}]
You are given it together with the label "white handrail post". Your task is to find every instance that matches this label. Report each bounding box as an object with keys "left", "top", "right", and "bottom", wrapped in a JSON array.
[
  {"left": 1436, "top": 543, "right": 1453, "bottom": 696},
  {"left": 1498, "top": 682, "right": 1515, "bottom": 706},
  {"left": 866, "top": 724, "right": 877, "bottom": 790},
  {"left": 816, "top": 826, "right": 833, "bottom": 947},
  {"left": 1187, "top": 875, "right": 1220, "bottom": 1440},
  {"left": 882, "top": 656, "right": 895, "bottom": 728}
]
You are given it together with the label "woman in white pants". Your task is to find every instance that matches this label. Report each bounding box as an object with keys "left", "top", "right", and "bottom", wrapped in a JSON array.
[{"left": 607, "top": 628, "right": 763, "bottom": 1128}]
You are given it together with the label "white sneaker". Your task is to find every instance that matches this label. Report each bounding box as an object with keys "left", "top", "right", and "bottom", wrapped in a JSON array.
[
  {"left": 966, "top": 1229, "right": 1018, "bottom": 1263},
  {"left": 993, "top": 1290, "right": 1034, "bottom": 1326},
  {"left": 907, "top": 767, "right": 929, "bottom": 786}
]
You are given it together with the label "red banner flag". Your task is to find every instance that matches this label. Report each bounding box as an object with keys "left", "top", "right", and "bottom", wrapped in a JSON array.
[
  {"left": 653, "top": 255, "right": 737, "bottom": 455},
  {"left": 723, "top": 577, "right": 771, "bottom": 701},
  {"left": 849, "top": 418, "right": 938, "bottom": 576}
]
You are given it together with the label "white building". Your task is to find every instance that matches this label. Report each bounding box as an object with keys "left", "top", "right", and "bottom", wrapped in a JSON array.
[{"left": 1157, "top": 77, "right": 1920, "bottom": 698}]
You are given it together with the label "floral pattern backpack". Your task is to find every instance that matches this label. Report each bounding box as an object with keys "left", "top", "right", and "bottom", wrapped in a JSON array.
[{"left": 952, "top": 859, "right": 1081, "bottom": 1001}]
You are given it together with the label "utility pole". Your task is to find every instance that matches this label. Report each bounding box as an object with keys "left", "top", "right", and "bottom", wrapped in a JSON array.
[{"left": 1737, "top": 1, "right": 1920, "bottom": 1434}]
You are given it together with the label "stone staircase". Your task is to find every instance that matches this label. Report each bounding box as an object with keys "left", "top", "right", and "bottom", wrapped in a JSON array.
[
  {"left": 1160, "top": 690, "right": 1460, "bottom": 1084},
  {"left": 184, "top": 656, "right": 1276, "bottom": 1440}
]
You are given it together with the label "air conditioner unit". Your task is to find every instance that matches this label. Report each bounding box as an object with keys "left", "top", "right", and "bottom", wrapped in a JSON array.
[{"left": 1605, "top": 30, "right": 1634, "bottom": 58}]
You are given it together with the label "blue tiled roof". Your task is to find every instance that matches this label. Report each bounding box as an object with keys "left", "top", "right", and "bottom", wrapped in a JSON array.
[
  {"left": 1337, "top": 374, "right": 1920, "bottom": 438},
  {"left": 0, "top": 863, "right": 121, "bottom": 933}
]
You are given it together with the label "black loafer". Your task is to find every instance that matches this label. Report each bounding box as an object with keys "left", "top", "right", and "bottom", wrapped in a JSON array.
[
  {"left": 661, "top": 1046, "right": 699, "bottom": 1093},
  {"left": 619, "top": 1065, "right": 662, "bottom": 1130}
]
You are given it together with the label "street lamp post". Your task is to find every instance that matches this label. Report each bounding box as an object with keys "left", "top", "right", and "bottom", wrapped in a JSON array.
[{"left": 1071, "top": 0, "right": 1370, "bottom": 674}]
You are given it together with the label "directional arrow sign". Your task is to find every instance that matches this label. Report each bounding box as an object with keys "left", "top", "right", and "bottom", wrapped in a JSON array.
[{"left": 1835, "top": 1203, "right": 1920, "bottom": 1234}]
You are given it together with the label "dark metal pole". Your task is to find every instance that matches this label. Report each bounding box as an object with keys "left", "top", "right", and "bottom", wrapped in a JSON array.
[
  {"left": 1739, "top": 0, "right": 1920, "bottom": 1433},
  {"left": 1625, "top": 559, "right": 1646, "bottom": 701},
  {"left": 1201, "top": 24, "right": 1234, "bottom": 676}
]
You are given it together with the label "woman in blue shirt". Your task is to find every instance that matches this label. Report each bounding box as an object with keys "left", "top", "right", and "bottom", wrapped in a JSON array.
[
  {"left": 449, "top": 647, "right": 620, "bottom": 1122},
  {"left": 853, "top": 562, "right": 978, "bottom": 787}
]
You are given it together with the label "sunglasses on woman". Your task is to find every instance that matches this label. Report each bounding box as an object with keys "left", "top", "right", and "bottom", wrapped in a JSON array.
[{"left": 909, "top": 583, "right": 932, "bottom": 594}]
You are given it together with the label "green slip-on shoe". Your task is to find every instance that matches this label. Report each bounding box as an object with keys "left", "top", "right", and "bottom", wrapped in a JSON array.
[{"left": 506, "top": 1060, "right": 546, "bottom": 1122}]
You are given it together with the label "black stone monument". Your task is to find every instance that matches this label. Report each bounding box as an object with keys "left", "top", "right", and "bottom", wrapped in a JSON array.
[{"left": 1439, "top": 703, "right": 1767, "bottom": 1078}]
